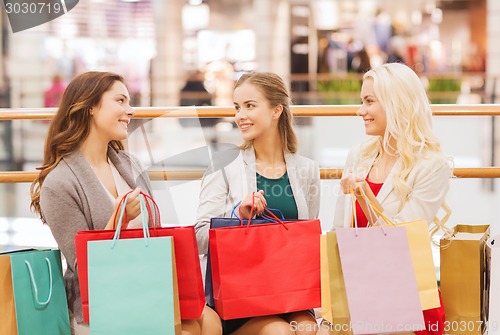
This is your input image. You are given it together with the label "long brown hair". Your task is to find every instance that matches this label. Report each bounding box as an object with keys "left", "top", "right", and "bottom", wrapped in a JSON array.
[
  {"left": 30, "top": 71, "right": 125, "bottom": 219},
  {"left": 235, "top": 72, "right": 298, "bottom": 153}
]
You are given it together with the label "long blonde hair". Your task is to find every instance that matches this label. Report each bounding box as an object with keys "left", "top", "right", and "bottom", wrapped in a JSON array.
[
  {"left": 359, "top": 63, "right": 445, "bottom": 200},
  {"left": 234, "top": 72, "right": 298, "bottom": 153},
  {"left": 30, "top": 71, "right": 125, "bottom": 219}
]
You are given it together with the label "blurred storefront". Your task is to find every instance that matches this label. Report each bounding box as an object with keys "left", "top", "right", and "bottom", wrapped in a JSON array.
[
  {"left": 2, "top": 0, "right": 155, "bottom": 108},
  {"left": 0, "top": 0, "right": 496, "bottom": 108}
]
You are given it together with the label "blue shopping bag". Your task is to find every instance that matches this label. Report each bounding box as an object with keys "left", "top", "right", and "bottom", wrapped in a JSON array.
[
  {"left": 0, "top": 249, "right": 71, "bottom": 335},
  {"left": 88, "top": 194, "right": 181, "bottom": 335}
]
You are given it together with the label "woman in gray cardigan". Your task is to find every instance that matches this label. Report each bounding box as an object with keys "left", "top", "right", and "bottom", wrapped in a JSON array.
[
  {"left": 30, "top": 71, "right": 221, "bottom": 335},
  {"left": 195, "top": 72, "right": 320, "bottom": 335}
]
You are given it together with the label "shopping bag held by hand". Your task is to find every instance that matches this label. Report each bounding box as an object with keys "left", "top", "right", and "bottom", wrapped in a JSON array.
[
  {"left": 336, "top": 189, "right": 425, "bottom": 334},
  {"left": 359, "top": 188, "right": 440, "bottom": 310},
  {"left": 88, "top": 193, "right": 181, "bottom": 335},
  {"left": 323, "top": 231, "right": 353, "bottom": 335},
  {"left": 209, "top": 207, "right": 321, "bottom": 319},
  {"left": 205, "top": 201, "right": 286, "bottom": 307},
  {"left": 75, "top": 190, "right": 204, "bottom": 322}
]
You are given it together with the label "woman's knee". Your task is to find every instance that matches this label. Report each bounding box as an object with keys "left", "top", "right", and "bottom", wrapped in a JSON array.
[
  {"left": 182, "top": 319, "right": 201, "bottom": 335},
  {"left": 257, "top": 318, "right": 294, "bottom": 335},
  {"left": 199, "top": 305, "right": 222, "bottom": 335},
  {"left": 286, "top": 311, "right": 318, "bottom": 335},
  {"left": 231, "top": 316, "right": 293, "bottom": 335}
]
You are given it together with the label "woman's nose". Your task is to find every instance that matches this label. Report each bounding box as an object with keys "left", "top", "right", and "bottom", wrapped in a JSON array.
[
  {"left": 356, "top": 106, "right": 366, "bottom": 116},
  {"left": 127, "top": 105, "right": 135, "bottom": 117},
  {"left": 235, "top": 109, "right": 246, "bottom": 121}
]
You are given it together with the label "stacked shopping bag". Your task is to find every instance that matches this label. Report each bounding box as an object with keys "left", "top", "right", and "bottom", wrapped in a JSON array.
[
  {"left": 74, "top": 191, "right": 205, "bottom": 335},
  {"left": 321, "top": 194, "right": 441, "bottom": 335}
]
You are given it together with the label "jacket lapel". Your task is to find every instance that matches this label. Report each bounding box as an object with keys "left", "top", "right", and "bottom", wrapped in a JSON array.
[
  {"left": 63, "top": 150, "right": 114, "bottom": 230},
  {"left": 375, "top": 159, "right": 400, "bottom": 204},
  {"left": 108, "top": 148, "right": 138, "bottom": 190},
  {"left": 242, "top": 148, "right": 257, "bottom": 194},
  {"left": 285, "top": 153, "right": 308, "bottom": 219}
]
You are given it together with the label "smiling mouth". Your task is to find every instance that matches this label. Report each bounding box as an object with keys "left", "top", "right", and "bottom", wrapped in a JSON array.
[{"left": 239, "top": 123, "right": 252, "bottom": 131}]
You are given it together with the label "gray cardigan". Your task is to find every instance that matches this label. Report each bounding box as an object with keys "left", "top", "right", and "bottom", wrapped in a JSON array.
[
  {"left": 39, "top": 147, "right": 154, "bottom": 324},
  {"left": 195, "top": 147, "right": 321, "bottom": 255}
]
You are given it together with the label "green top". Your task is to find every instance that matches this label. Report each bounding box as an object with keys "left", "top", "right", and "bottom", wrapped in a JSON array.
[{"left": 256, "top": 171, "right": 298, "bottom": 220}]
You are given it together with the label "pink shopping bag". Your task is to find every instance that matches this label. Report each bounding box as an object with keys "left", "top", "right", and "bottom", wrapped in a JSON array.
[{"left": 336, "top": 225, "right": 425, "bottom": 335}]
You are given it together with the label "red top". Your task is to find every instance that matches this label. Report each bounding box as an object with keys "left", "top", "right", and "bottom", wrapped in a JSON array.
[{"left": 354, "top": 179, "right": 383, "bottom": 228}]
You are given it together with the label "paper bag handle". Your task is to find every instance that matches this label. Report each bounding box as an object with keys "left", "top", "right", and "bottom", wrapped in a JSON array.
[
  {"left": 350, "top": 186, "right": 387, "bottom": 236},
  {"left": 235, "top": 193, "right": 288, "bottom": 233},
  {"left": 231, "top": 200, "right": 285, "bottom": 223},
  {"left": 112, "top": 193, "right": 150, "bottom": 247},
  {"left": 112, "top": 190, "right": 161, "bottom": 230},
  {"left": 25, "top": 257, "right": 53, "bottom": 306},
  {"left": 355, "top": 184, "right": 452, "bottom": 247}
]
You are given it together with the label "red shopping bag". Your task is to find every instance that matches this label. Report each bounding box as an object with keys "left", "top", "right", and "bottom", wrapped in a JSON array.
[
  {"left": 75, "top": 192, "right": 205, "bottom": 322},
  {"left": 209, "top": 215, "right": 321, "bottom": 320}
]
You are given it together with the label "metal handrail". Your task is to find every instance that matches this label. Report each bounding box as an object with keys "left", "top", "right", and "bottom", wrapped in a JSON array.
[
  {"left": 1, "top": 167, "right": 499, "bottom": 183},
  {"left": 1, "top": 104, "right": 500, "bottom": 120},
  {"left": 1, "top": 104, "right": 500, "bottom": 182}
]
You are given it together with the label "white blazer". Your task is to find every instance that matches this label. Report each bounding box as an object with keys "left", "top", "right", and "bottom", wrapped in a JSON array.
[
  {"left": 333, "top": 144, "right": 451, "bottom": 229},
  {"left": 195, "top": 147, "right": 321, "bottom": 255}
]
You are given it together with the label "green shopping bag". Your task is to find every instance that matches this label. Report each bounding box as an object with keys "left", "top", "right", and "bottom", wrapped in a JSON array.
[
  {"left": 88, "top": 194, "right": 181, "bottom": 335},
  {"left": 0, "top": 249, "right": 70, "bottom": 335}
]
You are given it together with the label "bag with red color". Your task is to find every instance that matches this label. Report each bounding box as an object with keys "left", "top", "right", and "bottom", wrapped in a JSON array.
[
  {"left": 75, "top": 191, "right": 205, "bottom": 322},
  {"left": 209, "top": 209, "right": 321, "bottom": 320}
]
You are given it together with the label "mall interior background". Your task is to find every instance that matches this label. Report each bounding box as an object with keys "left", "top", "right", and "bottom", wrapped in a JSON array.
[{"left": 0, "top": 0, "right": 499, "bottom": 250}]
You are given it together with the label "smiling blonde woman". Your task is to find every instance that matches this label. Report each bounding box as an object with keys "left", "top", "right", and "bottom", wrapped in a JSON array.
[{"left": 328, "top": 63, "right": 451, "bottom": 335}]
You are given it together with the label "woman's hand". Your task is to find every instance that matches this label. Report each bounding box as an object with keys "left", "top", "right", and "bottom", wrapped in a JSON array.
[
  {"left": 105, "top": 187, "right": 142, "bottom": 230},
  {"left": 340, "top": 172, "right": 367, "bottom": 196},
  {"left": 238, "top": 190, "right": 267, "bottom": 219},
  {"left": 340, "top": 172, "right": 384, "bottom": 225}
]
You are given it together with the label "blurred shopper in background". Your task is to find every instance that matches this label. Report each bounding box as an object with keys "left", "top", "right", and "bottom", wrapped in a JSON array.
[{"left": 44, "top": 74, "right": 66, "bottom": 108}]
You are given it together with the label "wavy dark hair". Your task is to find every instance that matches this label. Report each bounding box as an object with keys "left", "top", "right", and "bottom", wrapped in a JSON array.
[{"left": 30, "top": 71, "right": 125, "bottom": 219}]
